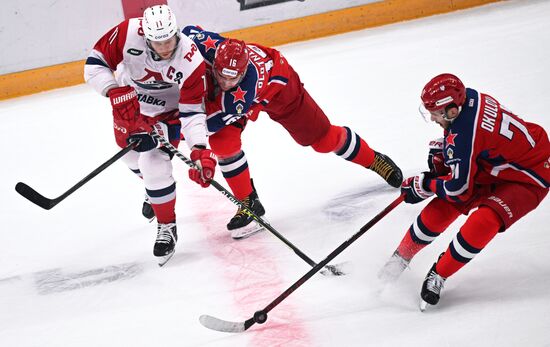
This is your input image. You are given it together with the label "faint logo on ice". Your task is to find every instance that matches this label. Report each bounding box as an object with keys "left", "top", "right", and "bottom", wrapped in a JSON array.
[
  {"left": 0, "top": 262, "right": 143, "bottom": 295},
  {"left": 322, "top": 183, "right": 395, "bottom": 221}
]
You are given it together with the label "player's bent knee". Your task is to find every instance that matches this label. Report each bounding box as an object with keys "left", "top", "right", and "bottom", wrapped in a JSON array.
[
  {"left": 139, "top": 150, "right": 174, "bottom": 187},
  {"left": 311, "top": 125, "right": 345, "bottom": 153},
  {"left": 467, "top": 206, "right": 504, "bottom": 234},
  {"left": 209, "top": 129, "right": 243, "bottom": 158},
  {"left": 218, "top": 150, "right": 244, "bottom": 164}
]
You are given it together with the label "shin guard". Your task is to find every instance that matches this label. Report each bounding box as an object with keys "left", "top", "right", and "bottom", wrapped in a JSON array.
[{"left": 436, "top": 206, "right": 502, "bottom": 278}]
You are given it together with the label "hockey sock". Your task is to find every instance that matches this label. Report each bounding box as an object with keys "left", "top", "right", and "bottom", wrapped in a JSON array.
[
  {"left": 131, "top": 168, "right": 143, "bottom": 179},
  {"left": 436, "top": 206, "right": 502, "bottom": 278},
  {"left": 219, "top": 151, "right": 253, "bottom": 200},
  {"left": 152, "top": 199, "right": 176, "bottom": 224},
  {"left": 335, "top": 126, "right": 375, "bottom": 167},
  {"left": 397, "top": 198, "right": 461, "bottom": 259},
  {"left": 147, "top": 183, "right": 177, "bottom": 223}
]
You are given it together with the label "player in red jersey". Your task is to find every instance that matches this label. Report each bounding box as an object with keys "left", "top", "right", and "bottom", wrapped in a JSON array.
[
  {"left": 84, "top": 5, "right": 215, "bottom": 265},
  {"left": 182, "top": 26, "right": 403, "bottom": 239},
  {"left": 378, "top": 73, "right": 549, "bottom": 310}
]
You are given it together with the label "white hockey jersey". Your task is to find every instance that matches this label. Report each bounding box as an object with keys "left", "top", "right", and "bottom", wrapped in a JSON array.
[{"left": 84, "top": 18, "right": 207, "bottom": 148}]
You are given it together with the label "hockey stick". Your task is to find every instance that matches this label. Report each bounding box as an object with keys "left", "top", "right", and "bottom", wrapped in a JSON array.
[
  {"left": 15, "top": 140, "right": 138, "bottom": 210},
  {"left": 199, "top": 194, "right": 405, "bottom": 332},
  {"left": 151, "top": 130, "right": 345, "bottom": 276}
]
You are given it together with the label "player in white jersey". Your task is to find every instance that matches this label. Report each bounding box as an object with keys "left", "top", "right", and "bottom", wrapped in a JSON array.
[{"left": 84, "top": 5, "right": 216, "bottom": 265}]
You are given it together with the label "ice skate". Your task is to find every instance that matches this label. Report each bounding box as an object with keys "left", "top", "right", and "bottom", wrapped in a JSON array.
[
  {"left": 227, "top": 189, "right": 266, "bottom": 240},
  {"left": 154, "top": 222, "right": 177, "bottom": 266},
  {"left": 368, "top": 151, "right": 403, "bottom": 188},
  {"left": 142, "top": 195, "right": 155, "bottom": 222},
  {"left": 378, "top": 250, "right": 411, "bottom": 284},
  {"left": 419, "top": 262, "right": 446, "bottom": 311}
]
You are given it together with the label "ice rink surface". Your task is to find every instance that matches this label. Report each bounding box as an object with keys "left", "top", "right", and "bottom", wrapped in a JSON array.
[{"left": 1, "top": 1, "right": 549, "bottom": 346}]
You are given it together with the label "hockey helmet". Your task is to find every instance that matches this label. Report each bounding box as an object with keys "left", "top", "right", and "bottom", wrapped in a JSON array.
[
  {"left": 143, "top": 5, "right": 178, "bottom": 42},
  {"left": 421, "top": 73, "right": 466, "bottom": 113},
  {"left": 214, "top": 39, "right": 249, "bottom": 78}
]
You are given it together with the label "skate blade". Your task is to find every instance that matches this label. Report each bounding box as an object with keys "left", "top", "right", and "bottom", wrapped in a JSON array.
[
  {"left": 231, "top": 221, "right": 265, "bottom": 240},
  {"left": 157, "top": 251, "right": 175, "bottom": 267},
  {"left": 419, "top": 300, "right": 429, "bottom": 312}
]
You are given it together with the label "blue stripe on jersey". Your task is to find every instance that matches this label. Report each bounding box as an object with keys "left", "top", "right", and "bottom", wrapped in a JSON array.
[
  {"left": 167, "top": 124, "right": 182, "bottom": 141},
  {"left": 85, "top": 56, "right": 109, "bottom": 68},
  {"left": 510, "top": 162, "right": 549, "bottom": 188},
  {"left": 268, "top": 75, "right": 288, "bottom": 85},
  {"left": 179, "top": 111, "right": 203, "bottom": 118}
]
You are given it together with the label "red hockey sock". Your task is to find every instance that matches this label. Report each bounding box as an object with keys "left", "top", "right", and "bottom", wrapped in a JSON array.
[
  {"left": 334, "top": 126, "right": 376, "bottom": 167},
  {"left": 351, "top": 137, "right": 376, "bottom": 167},
  {"left": 397, "top": 198, "right": 461, "bottom": 259},
  {"left": 436, "top": 206, "right": 502, "bottom": 278},
  {"left": 225, "top": 167, "right": 253, "bottom": 200},
  {"left": 397, "top": 231, "right": 427, "bottom": 260},
  {"left": 153, "top": 198, "right": 176, "bottom": 224}
]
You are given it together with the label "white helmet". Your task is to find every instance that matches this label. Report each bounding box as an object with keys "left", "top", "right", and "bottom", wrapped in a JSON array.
[{"left": 142, "top": 5, "right": 178, "bottom": 42}]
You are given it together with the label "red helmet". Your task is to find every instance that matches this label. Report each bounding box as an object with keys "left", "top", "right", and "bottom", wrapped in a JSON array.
[
  {"left": 214, "top": 39, "right": 249, "bottom": 78},
  {"left": 421, "top": 73, "right": 466, "bottom": 112}
]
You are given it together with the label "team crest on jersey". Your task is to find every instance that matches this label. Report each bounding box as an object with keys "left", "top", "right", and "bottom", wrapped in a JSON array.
[
  {"left": 236, "top": 104, "right": 244, "bottom": 114},
  {"left": 127, "top": 48, "right": 143, "bottom": 56},
  {"left": 202, "top": 36, "right": 218, "bottom": 52},
  {"left": 447, "top": 148, "right": 454, "bottom": 159},
  {"left": 231, "top": 86, "right": 247, "bottom": 103},
  {"left": 446, "top": 131, "right": 457, "bottom": 147},
  {"left": 133, "top": 79, "right": 173, "bottom": 90},
  {"left": 196, "top": 33, "right": 204, "bottom": 40}
]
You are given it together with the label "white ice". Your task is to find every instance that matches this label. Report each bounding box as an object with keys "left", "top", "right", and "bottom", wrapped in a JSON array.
[{"left": 1, "top": 1, "right": 549, "bottom": 346}]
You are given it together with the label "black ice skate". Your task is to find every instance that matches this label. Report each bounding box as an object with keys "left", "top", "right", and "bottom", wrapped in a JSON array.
[
  {"left": 378, "top": 250, "right": 411, "bottom": 284},
  {"left": 368, "top": 151, "right": 403, "bottom": 188},
  {"left": 420, "top": 262, "right": 447, "bottom": 311},
  {"left": 154, "top": 222, "right": 178, "bottom": 266},
  {"left": 227, "top": 186, "right": 266, "bottom": 240},
  {"left": 142, "top": 195, "right": 155, "bottom": 221}
]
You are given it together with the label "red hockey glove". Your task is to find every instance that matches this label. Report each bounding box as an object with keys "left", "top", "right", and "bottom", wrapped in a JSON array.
[
  {"left": 401, "top": 173, "right": 434, "bottom": 204},
  {"left": 108, "top": 86, "right": 143, "bottom": 148},
  {"left": 189, "top": 148, "right": 217, "bottom": 188},
  {"left": 427, "top": 138, "right": 451, "bottom": 177}
]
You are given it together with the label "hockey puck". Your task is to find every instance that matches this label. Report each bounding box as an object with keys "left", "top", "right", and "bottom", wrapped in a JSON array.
[{"left": 253, "top": 310, "right": 267, "bottom": 324}]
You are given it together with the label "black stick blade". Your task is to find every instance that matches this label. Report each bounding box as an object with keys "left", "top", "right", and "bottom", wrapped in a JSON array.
[
  {"left": 15, "top": 182, "right": 57, "bottom": 210},
  {"left": 199, "top": 315, "right": 255, "bottom": 333}
]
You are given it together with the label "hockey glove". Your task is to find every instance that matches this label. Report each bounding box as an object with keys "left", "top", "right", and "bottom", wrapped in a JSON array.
[
  {"left": 427, "top": 138, "right": 451, "bottom": 176},
  {"left": 108, "top": 86, "right": 144, "bottom": 148},
  {"left": 189, "top": 148, "right": 217, "bottom": 188},
  {"left": 127, "top": 122, "right": 170, "bottom": 152},
  {"left": 127, "top": 133, "right": 157, "bottom": 152},
  {"left": 401, "top": 173, "right": 434, "bottom": 204}
]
